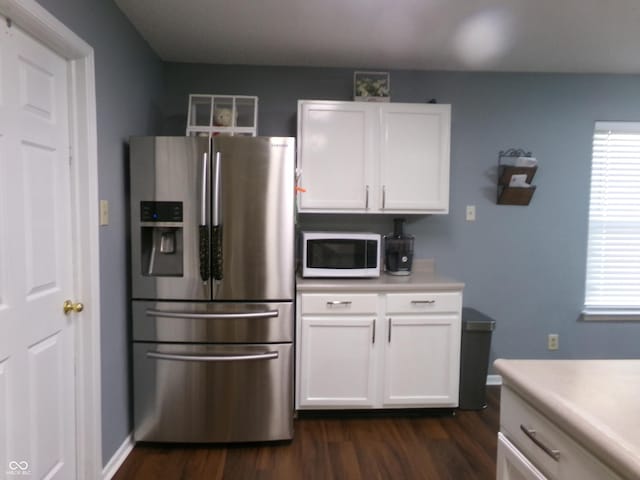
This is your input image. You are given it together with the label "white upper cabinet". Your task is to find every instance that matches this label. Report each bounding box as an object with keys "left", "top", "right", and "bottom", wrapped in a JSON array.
[
  {"left": 378, "top": 103, "right": 450, "bottom": 213},
  {"left": 297, "top": 100, "right": 451, "bottom": 214},
  {"left": 297, "top": 101, "right": 374, "bottom": 210}
]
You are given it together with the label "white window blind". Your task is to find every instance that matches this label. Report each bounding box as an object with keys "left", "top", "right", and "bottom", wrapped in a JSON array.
[{"left": 584, "top": 122, "right": 640, "bottom": 318}]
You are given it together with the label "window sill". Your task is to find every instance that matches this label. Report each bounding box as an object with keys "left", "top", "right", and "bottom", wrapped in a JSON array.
[{"left": 581, "top": 310, "right": 640, "bottom": 322}]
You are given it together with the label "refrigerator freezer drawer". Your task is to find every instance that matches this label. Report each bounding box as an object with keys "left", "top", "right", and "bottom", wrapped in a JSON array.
[
  {"left": 133, "top": 342, "right": 293, "bottom": 443},
  {"left": 132, "top": 300, "right": 294, "bottom": 343}
]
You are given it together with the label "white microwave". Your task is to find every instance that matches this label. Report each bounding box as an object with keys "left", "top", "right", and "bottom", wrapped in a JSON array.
[{"left": 301, "top": 231, "right": 381, "bottom": 278}]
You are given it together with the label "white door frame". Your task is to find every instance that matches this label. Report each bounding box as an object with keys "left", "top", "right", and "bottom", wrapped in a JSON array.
[{"left": 0, "top": 0, "right": 102, "bottom": 479}]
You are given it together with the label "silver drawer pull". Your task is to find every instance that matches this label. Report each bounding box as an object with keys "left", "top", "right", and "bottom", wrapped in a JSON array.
[
  {"left": 520, "top": 424, "right": 561, "bottom": 461},
  {"left": 146, "top": 309, "right": 278, "bottom": 320},
  {"left": 147, "top": 351, "right": 279, "bottom": 362},
  {"left": 326, "top": 301, "right": 352, "bottom": 306},
  {"left": 411, "top": 300, "right": 436, "bottom": 305}
]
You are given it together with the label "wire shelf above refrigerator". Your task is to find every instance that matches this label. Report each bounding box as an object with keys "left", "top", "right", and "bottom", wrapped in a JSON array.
[{"left": 186, "top": 94, "right": 258, "bottom": 137}]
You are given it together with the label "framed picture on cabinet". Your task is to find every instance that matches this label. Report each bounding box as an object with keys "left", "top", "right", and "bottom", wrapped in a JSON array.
[{"left": 353, "top": 71, "right": 390, "bottom": 102}]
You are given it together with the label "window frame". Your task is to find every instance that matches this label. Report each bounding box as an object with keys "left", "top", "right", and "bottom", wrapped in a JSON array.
[{"left": 582, "top": 121, "right": 640, "bottom": 321}]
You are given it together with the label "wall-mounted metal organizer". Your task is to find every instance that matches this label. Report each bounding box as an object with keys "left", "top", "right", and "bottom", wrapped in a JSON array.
[{"left": 497, "top": 148, "right": 537, "bottom": 205}]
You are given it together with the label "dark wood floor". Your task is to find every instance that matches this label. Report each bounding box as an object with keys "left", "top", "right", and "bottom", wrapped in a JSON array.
[{"left": 113, "top": 387, "right": 500, "bottom": 480}]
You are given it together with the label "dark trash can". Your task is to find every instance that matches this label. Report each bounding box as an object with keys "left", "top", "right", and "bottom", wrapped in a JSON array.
[{"left": 459, "top": 308, "right": 496, "bottom": 410}]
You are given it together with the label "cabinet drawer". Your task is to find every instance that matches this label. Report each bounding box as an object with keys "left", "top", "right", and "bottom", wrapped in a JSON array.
[
  {"left": 300, "top": 293, "right": 378, "bottom": 315},
  {"left": 500, "top": 386, "right": 621, "bottom": 480},
  {"left": 385, "top": 292, "right": 461, "bottom": 314},
  {"left": 497, "top": 432, "right": 548, "bottom": 479}
]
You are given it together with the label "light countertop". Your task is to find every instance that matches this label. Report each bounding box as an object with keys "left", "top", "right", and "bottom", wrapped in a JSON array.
[
  {"left": 296, "top": 259, "right": 464, "bottom": 292},
  {"left": 494, "top": 359, "right": 640, "bottom": 479}
]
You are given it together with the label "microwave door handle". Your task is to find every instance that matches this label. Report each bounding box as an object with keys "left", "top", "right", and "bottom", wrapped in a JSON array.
[
  {"left": 211, "top": 151, "right": 223, "bottom": 281},
  {"left": 198, "top": 151, "right": 210, "bottom": 282}
]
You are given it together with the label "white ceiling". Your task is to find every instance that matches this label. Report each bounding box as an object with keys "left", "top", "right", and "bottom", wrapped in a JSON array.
[{"left": 114, "top": 0, "right": 640, "bottom": 74}]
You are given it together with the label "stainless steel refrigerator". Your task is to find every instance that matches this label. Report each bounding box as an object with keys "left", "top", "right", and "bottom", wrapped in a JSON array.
[{"left": 129, "top": 135, "right": 295, "bottom": 443}]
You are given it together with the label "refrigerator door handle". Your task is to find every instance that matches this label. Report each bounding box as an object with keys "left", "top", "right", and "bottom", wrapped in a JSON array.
[
  {"left": 211, "top": 151, "right": 223, "bottom": 280},
  {"left": 201, "top": 152, "right": 209, "bottom": 225},
  {"left": 199, "top": 152, "right": 210, "bottom": 282},
  {"left": 146, "top": 350, "right": 279, "bottom": 362},
  {"left": 212, "top": 151, "right": 220, "bottom": 226},
  {"left": 145, "top": 308, "right": 279, "bottom": 320}
]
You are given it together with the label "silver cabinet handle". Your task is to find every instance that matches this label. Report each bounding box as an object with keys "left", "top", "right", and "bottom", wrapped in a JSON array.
[
  {"left": 365, "top": 185, "right": 370, "bottom": 209},
  {"left": 520, "top": 425, "right": 561, "bottom": 461},
  {"left": 372, "top": 318, "right": 376, "bottom": 344},
  {"left": 326, "top": 301, "right": 352, "bottom": 306},
  {"left": 388, "top": 317, "right": 392, "bottom": 342},
  {"left": 411, "top": 300, "right": 436, "bottom": 305},
  {"left": 382, "top": 185, "right": 386, "bottom": 209},
  {"left": 147, "top": 351, "right": 279, "bottom": 362},
  {"left": 146, "top": 309, "right": 278, "bottom": 320}
]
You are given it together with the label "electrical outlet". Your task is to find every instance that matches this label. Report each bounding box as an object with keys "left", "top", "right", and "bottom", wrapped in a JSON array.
[
  {"left": 547, "top": 333, "right": 559, "bottom": 351},
  {"left": 466, "top": 205, "right": 476, "bottom": 221}
]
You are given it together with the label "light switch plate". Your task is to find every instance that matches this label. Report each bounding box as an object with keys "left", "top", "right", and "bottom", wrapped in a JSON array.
[
  {"left": 466, "top": 205, "right": 476, "bottom": 221},
  {"left": 100, "top": 200, "right": 109, "bottom": 226}
]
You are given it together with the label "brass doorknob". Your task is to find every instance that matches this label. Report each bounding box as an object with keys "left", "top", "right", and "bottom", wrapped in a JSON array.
[{"left": 63, "top": 300, "right": 84, "bottom": 314}]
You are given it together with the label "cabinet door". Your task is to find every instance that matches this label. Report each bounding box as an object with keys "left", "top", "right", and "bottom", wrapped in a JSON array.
[
  {"left": 298, "top": 316, "right": 377, "bottom": 407},
  {"left": 378, "top": 104, "right": 451, "bottom": 213},
  {"left": 383, "top": 313, "right": 460, "bottom": 406},
  {"left": 297, "top": 101, "right": 374, "bottom": 211},
  {"left": 497, "top": 433, "right": 548, "bottom": 480}
]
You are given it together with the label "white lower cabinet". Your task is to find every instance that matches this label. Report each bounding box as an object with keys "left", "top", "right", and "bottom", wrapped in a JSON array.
[
  {"left": 498, "top": 386, "right": 622, "bottom": 480},
  {"left": 299, "top": 316, "right": 377, "bottom": 407},
  {"left": 296, "top": 290, "right": 462, "bottom": 409},
  {"left": 384, "top": 314, "right": 460, "bottom": 406},
  {"left": 497, "top": 433, "right": 548, "bottom": 480}
]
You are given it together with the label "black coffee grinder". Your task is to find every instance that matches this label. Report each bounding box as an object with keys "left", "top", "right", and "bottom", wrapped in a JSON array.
[{"left": 384, "top": 218, "right": 414, "bottom": 276}]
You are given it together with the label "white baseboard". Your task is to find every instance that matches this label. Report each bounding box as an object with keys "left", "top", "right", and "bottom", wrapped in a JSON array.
[
  {"left": 487, "top": 374, "right": 502, "bottom": 386},
  {"left": 102, "top": 434, "right": 134, "bottom": 480}
]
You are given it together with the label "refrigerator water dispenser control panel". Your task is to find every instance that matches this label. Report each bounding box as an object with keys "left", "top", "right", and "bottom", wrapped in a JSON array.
[{"left": 140, "top": 201, "right": 183, "bottom": 222}]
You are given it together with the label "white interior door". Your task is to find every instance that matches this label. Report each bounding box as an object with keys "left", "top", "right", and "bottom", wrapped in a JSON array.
[{"left": 0, "top": 18, "right": 76, "bottom": 479}]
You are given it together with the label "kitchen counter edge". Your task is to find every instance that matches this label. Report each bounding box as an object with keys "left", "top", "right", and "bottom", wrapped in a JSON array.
[
  {"left": 296, "top": 271, "right": 464, "bottom": 292},
  {"left": 494, "top": 358, "right": 640, "bottom": 480}
]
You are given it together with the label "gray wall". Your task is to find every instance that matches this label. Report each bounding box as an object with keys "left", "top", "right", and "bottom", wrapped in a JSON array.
[
  {"left": 36, "top": 0, "right": 163, "bottom": 465},
  {"left": 163, "top": 64, "right": 640, "bottom": 365}
]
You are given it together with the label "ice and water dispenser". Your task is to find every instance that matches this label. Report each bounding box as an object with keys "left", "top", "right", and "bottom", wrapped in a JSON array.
[{"left": 139, "top": 201, "right": 184, "bottom": 277}]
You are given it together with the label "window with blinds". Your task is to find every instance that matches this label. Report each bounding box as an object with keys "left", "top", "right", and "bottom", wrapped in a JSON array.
[{"left": 583, "top": 122, "right": 640, "bottom": 320}]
